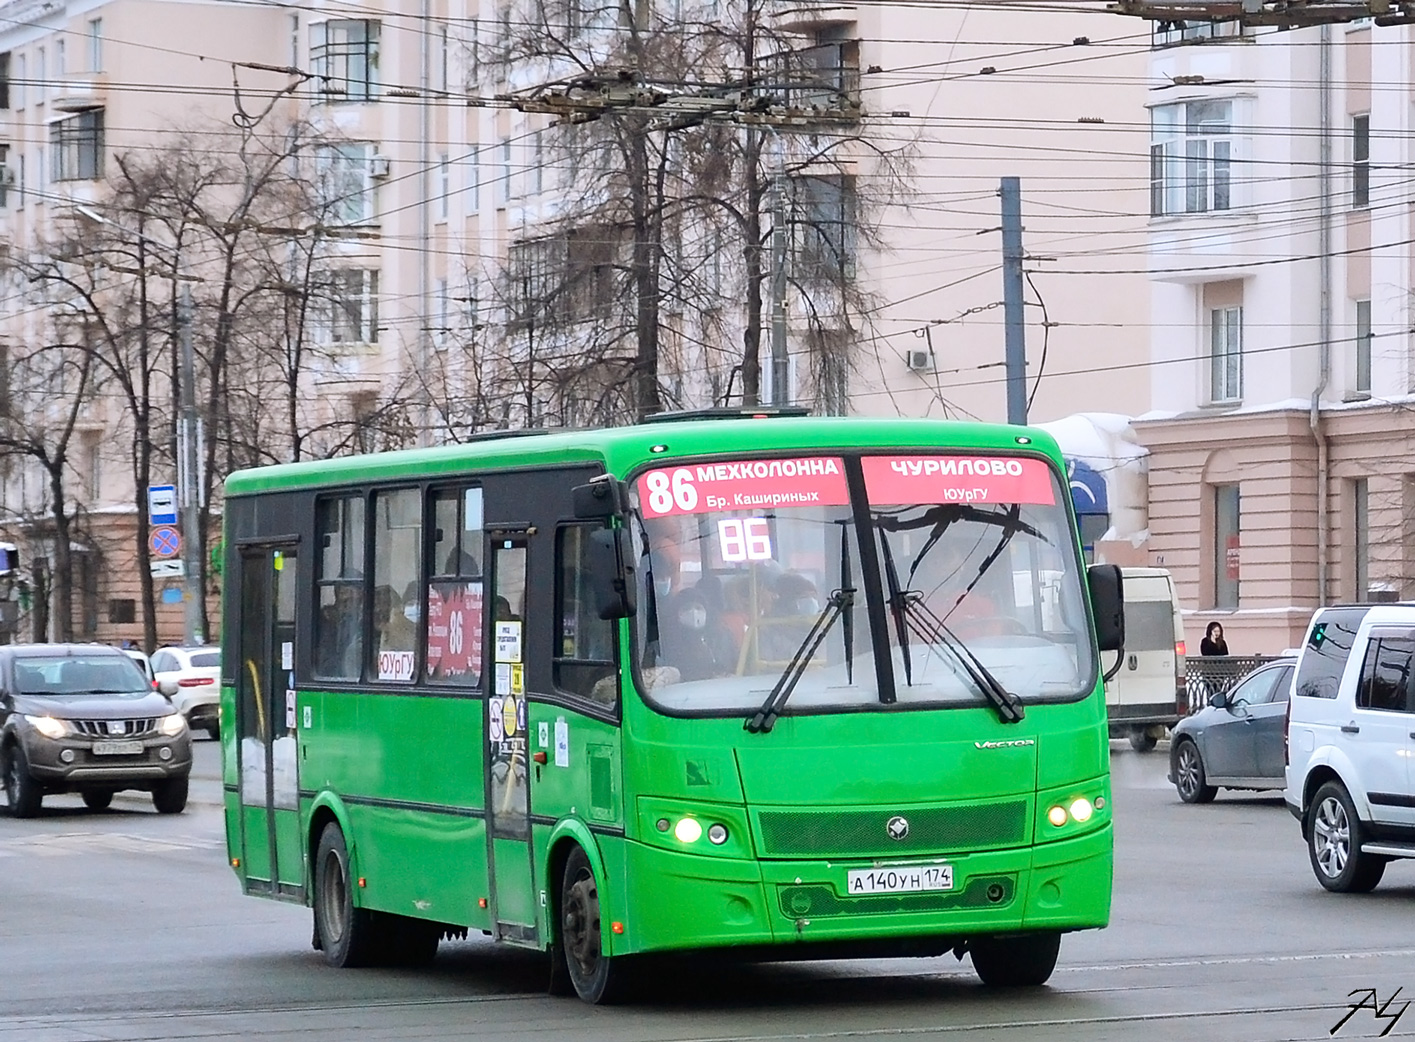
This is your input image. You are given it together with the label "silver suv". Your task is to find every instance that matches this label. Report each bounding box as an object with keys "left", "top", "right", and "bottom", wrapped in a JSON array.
[
  {"left": 0, "top": 644, "right": 192, "bottom": 816},
  {"left": 1285, "top": 605, "right": 1415, "bottom": 892}
]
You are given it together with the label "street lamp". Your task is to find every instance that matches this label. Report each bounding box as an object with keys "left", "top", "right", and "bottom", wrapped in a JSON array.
[{"left": 71, "top": 205, "right": 205, "bottom": 645}]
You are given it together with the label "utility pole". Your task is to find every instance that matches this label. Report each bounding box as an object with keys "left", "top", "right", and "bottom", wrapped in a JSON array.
[
  {"left": 770, "top": 170, "right": 789, "bottom": 406},
  {"left": 178, "top": 284, "right": 204, "bottom": 645},
  {"left": 1000, "top": 176, "right": 1027, "bottom": 425}
]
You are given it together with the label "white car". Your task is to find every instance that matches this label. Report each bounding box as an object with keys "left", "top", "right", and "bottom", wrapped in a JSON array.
[
  {"left": 1285, "top": 604, "right": 1415, "bottom": 893},
  {"left": 152, "top": 646, "right": 222, "bottom": 739}
]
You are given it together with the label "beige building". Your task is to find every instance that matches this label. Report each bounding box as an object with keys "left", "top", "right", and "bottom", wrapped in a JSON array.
[
  {"left": 0, "top": 0, "right": 1158, "bottom": 646},
  {"left": 1136, "top": 19, "right": 1415, "bottom": 654}
]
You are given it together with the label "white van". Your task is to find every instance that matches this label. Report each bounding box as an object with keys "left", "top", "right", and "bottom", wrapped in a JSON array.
[{"left": 1107, "top": 567, "right": 1187, "bottom": 751}]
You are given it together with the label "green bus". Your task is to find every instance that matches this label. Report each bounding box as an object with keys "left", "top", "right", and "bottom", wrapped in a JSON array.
[{"left": 221, "top": 412, "right": 1124, "bottom": 1003}]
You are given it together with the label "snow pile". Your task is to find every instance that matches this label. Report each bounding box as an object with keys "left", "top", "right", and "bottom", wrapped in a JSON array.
[{"left": 1035, "top": 413, "right": 1149, "bottom": 542}]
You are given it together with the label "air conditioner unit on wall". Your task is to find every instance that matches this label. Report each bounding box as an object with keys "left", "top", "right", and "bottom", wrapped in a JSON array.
[
  {"left": 369, "top": 155, "right": 392, "bottom": 178},
  {"left": 906, "top": 348, "right": 933, "bottom": 372},
  {"left": 0, "top": 166, "right": 15, "bottom": 187}
]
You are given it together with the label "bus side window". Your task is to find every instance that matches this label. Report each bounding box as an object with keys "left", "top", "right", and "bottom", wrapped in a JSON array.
[
  {"left": 554, "top": 524, "right": 618, "bottom": 705},
  {"left": 370, "top": 488, "right": 422, "bottom": 683},
  {"left": 314, "top": 495, "right": 365, "bottom": 680},
  {"left": 427, "top": 486, "right": 485, "bottom": 687}
]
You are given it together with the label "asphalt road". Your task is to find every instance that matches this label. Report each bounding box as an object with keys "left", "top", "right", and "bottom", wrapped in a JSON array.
[{"left": 3, "top": 739, "right": 1414, "bottom": 1042}]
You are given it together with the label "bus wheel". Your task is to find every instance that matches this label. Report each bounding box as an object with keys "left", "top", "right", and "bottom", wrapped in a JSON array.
[
  {"left": 557, "top": 846, "right": 628, "bottom": 1003},
  {"left": 969, "top": 932, "right": 1061, "bottom": 987},
  {"left": 313, "top": 823, "right": 377, "bottom": 968}
]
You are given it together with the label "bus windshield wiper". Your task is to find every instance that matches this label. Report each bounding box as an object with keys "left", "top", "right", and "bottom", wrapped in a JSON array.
[
  {"left": 744, "top": 587, "right": 856, "bottom": 735},
  {"left": 891, "top": 590, "right": 1024, "bottom": 725}
]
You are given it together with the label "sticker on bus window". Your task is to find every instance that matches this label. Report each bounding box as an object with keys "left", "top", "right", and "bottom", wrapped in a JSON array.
[
  {"left": 376, "top": 650, "right": 415, "bottom": 682},
  {"left": 495, "top": 621, "right": 522, "bottom": 663},
  {"left": 555, "top": 717, "right": 569, "bottom": 767},
  {"left": 637, "top": 457, "right": 849, "bottom": 518},
  {"left": 862, "top": 455, "right": 1056, "bottom": 507}
]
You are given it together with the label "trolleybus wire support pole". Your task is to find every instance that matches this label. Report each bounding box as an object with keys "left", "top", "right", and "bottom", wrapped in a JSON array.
[
  {"left": 178, "top": 283, "right": 204, "bottom": 646},
  {"left": 1000, "top": 176, "right": 1027, "bottom": 425}
]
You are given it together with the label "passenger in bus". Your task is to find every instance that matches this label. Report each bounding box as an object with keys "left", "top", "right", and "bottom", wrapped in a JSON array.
[
  {"left": 318, "top": 584, "right": 363, "bottom": 677},
  {"left": 759, "top": 572, "right": 822, "bottom": 662},
  {"left": 656, "top": 588, "right": 737, "bottom": 682}
]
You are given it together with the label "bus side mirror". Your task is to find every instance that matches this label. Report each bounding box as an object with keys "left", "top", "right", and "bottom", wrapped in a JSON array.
[
  {"left": 573, "top": 477, "right": 630, "bottom": 521},
  {"left": 1088, "top": 563, "right": 1125, "bottom": 653},
  {"left": 588, "top": 528, "right": 637, "bottom": 620}
]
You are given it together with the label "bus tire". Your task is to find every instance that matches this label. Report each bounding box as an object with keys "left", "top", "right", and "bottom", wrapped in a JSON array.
[
  {"left": 1128, "top": 728, "right": 1158, "bottom": 753},
  {"left": 969, "top": 931, "right": 1061, "bottom": 987},
  {"left": 313, "top": 823, "right": 378, "bottom": 968},
  {"left": 556, "top": 845, "right": 629, "bottom": 1003}
]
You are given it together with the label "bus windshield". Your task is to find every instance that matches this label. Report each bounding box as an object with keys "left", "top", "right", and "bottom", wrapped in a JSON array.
[{"left": 631, "top": 453, "right": 1095, "bottom": 716}]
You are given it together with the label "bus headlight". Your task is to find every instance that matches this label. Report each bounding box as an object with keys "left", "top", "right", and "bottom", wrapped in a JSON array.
[
  {"left": 1069, "top": 797, "right": 1094, "bottom": 823},
  {"left": 707, "top": 823, "right": 729, "bottom": 845},
  {"left": 673, "top": 818, "right": 703, "bottom": 843},
  {"left": 1046, "top": 805, "right": 1068, "bottom": 827}
]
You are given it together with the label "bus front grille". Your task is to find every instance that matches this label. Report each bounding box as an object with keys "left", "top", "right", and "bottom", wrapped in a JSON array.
[{"left": 756, "top": 801, "right": 1027, "bottom": 858}]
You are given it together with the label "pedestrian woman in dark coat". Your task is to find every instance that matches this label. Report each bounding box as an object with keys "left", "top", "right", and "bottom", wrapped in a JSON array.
[{"left": 1200, "top": 622, "right": 1229, "bottom": 656}]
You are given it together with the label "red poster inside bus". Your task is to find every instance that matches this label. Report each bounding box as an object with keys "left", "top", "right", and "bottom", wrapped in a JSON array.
[{"left": 426, "top": 582, "right": 484, "bottom": 681}]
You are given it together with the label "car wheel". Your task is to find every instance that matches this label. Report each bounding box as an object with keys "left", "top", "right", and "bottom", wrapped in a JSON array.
[
  {"left": 1174, "top": 739, "right": 1217, "bottom": 804},
  {"left": 313, "top": 822, "right": 380, "bottom": 968},
  {"left": 1128, "top": 728, "right": 1158, "bottom": 753},
  {"left": 206, "top": 725, "right": 220, "bottom": 741},
  {"left": 1308, "top": 781, "right": 1386, "bottom": 893},
  {"left": 3, "top": 743, "right": 42, "bottom": 818},
  {"left": 556, "top": 845, "right": 631, "bottom": 1003},
  {"left": 970, "top": 932, "right": 1062, "bottom": 987},
  {"left": 151, "top": 776, "right": 188, "bottom": 815},
  {"left": 82, "top": 790, "right": 114, "bottom": 811}
]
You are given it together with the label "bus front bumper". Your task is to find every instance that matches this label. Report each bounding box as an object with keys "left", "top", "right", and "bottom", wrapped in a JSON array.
[{"left": 618, "top": 824, "right": 1111, "bottom": 957}]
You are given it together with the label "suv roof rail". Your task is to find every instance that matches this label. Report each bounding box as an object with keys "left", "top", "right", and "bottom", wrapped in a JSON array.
[{"left": 639, "top": 406, "right": 811, "bottom": 425}]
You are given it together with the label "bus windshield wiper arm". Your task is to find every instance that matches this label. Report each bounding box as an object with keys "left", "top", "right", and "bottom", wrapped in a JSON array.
[
  {"left": 893, "top": 591, "right": 1024, "bottom": 724},
  {"left": 745, "top": 588, "right": 856, "bottom": 735}
]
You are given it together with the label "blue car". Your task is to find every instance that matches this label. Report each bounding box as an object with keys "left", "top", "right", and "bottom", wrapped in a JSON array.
[{"left": 1169, "top": 656, "right": 1295, "bottom": 804}]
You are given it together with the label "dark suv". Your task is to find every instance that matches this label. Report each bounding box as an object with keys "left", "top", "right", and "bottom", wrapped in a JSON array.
[{"left": 0, "top": 644, "right": 192, "bottom": 816}]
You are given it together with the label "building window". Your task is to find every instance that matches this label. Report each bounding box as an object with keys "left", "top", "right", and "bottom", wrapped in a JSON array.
[
  {"left": 1352, "top": 114, "right": 1370, "bottom": 208},
  {"left": 438, "top": 153, "right": 450, "bottom": 219},
  {"left": 438, "top": 24, "right": 449, "bottom": 91},
  {"left": 1355, "top": 298, "right": 1372, "bottom": 395},
  {"left": 435, "top": 277, "right": 449, "bottom": 348},
  {"left": 1151, "top": 100, "right": 1232, "bottom": 217},
  {"left": 1152, "top": 18, "right": 1245, "bottom": 46},
  {"left": 1354, "top": 477, "right": 1369, "bottom": 600},
  {"left": 51, "top": 109, "right": 104, "bottom": 181},
  {"left": 54, "top": 38, "right": 64, "bottom": 80},
  {"left": 1210, "top": 305, "right": 1242, "bottom": 402},
  {"left": 88, "top": 19, "right": 102, "bottom": 72},
  {"left": 370, "top": 488, "right": 421, "bottom": 683},
  {"left": 0, "top": 52, "right": 10, "bottom": 110},
  {"left": 325, "top": 269, "right": 379, "bottom": 344},
  {"left": 1213, "top": 484, "right": 1240, "bottom": 609},
  {"left": 108, "top": 599, "right": 135, "bottom": 624},
  {"left": 35, "top": 47, "right": 44, "bottom": 101},
  {"left": 499, "top": 137, "right": 511, "bottom": 203},
  {"left": 311, "top": 20, "right": 380, "bottom": 101},
  {"left": 794, "top": 173, "right": 857, "bottom": 281},
  {"left": 315, "top": 142, "right": 374, "bottom": 225}
]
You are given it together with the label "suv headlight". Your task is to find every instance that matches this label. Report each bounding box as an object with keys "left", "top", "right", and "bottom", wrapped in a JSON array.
[
  {"left": 157, "top": 713, "right": 187, "bottom": 737},
  {"left": 24, "top": 715, "right": 72, "bottom": 740}
]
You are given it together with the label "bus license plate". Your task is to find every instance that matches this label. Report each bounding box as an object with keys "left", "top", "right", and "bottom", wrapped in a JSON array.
[
  {"left": 846, "top": 865, "right": 953, "bottom": 895},
  {"left": 92, "top": 741, "right": 143, "bottom": 756}
]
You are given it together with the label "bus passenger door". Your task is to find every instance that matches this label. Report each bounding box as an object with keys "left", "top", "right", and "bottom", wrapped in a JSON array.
[
  {"left": 485, "top": 531, "right": 537, "bottom": 943},
  {"left": 236, "top": 545, "right": 304, "bottom": 899}
]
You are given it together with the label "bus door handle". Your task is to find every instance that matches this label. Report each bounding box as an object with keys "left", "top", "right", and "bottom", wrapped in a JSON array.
[{"left": 1341, "top": 724, "right": 1360, "bottom": 734}]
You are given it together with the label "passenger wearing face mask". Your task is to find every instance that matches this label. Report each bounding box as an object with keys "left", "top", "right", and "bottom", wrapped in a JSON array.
[
  {"left": 759, "top": 572, "right": 823, "bottom": 663},
  {"left": 657, "top": 589, "right": 737, "bottom": 682}
]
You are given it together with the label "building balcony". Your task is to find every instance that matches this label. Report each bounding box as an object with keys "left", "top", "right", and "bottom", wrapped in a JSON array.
[
  {"left": 768, "top": 1, "right": 857, "bottom": 32},
  {"left": 51, "top": 73, "right": 108, "bottom": 112}
]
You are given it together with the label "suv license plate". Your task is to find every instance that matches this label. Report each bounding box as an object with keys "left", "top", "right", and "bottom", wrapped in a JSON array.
[
  {"left": 847, "top": 865, "right": 953, "bottom": 895},
  {"left": 92, "top": 741, "right": 143, "bottom": 756}
]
